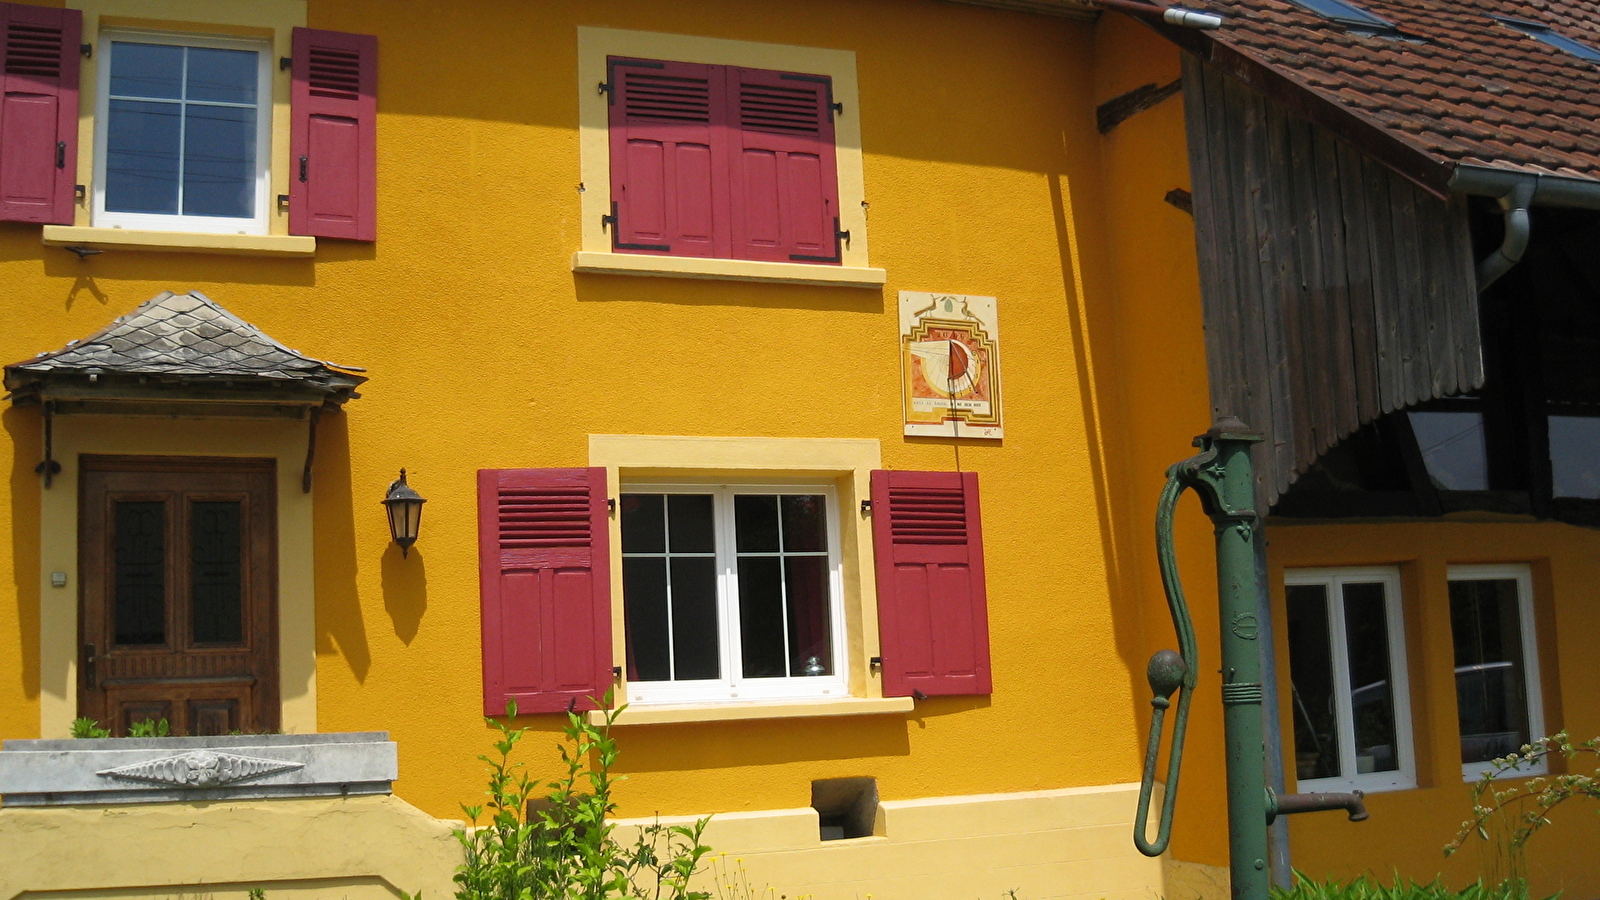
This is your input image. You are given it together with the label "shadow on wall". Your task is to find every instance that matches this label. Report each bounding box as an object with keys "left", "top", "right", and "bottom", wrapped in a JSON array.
[
  {"left": 382, "top": 541, "right": 428, "bottom": 645},
  {"left": 3, "top": 405, "right": 43, "bottom": 703},
  {"left": 573, "top": 272, "right": 886, "bottom": 314},
  {"left": 314, "top": 411, "right": 372, "bottom": 683},
  {"left": 613, "top": 713, "right": 914, "bottom": 775}
]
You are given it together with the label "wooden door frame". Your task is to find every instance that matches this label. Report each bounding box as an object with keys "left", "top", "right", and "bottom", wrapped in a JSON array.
[{"left": 78, "top": 454, "right": 280, "bottom": 734}]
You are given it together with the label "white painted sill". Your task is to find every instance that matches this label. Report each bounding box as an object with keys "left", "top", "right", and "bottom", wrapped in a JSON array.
[
  {"left": 572, "top": 251, "right": 886, "bottom": 288},
  {"left": 586, "top": 695, "right": 914, "bottom": 727},
  {"left": 43, "top": 226, "right": 316, "bottom": 258}
]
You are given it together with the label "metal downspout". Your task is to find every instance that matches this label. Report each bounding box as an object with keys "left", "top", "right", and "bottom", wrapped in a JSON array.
[{"left": 1448, "top": 164, "right": 1600, "bottom": 291}]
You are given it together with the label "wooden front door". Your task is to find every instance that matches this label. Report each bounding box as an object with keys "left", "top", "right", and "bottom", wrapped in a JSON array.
[{"left": 79, "top": 456, "right": 279, "bottom": 736}]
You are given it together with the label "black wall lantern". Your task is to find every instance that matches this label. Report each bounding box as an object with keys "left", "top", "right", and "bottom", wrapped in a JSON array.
[{"left": 382, "top": 468, "right": 426, "bottom": 557}]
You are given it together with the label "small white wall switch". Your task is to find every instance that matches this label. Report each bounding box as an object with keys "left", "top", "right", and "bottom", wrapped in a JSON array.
[{"left": 50, "top": 572, "right": 67, "bottom": 587}]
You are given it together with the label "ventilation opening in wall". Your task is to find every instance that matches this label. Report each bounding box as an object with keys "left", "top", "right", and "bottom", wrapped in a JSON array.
[{"left": 811, "top": 777, "right": 878, "bottom": 841}]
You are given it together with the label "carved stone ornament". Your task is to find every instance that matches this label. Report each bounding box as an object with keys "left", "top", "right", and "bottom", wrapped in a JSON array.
[{"left": 96, "top": 750, "right": 304, "bottom": 788}]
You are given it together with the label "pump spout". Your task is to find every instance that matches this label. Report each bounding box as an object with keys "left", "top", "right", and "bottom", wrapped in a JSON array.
[{"left": 1266, "top": 789, "right": 1368, "bottom": 824}]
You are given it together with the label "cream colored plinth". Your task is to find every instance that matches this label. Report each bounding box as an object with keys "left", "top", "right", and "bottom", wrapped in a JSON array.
[
  {"left": 612, "top": 783, "right": 1220, "bottom": 900},
  {"left": 0, "top": 795, "right": 462, "bottom": 900}
]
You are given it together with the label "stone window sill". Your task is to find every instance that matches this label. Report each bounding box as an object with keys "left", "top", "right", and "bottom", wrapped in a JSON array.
[
  {"left": 585, "top": 696, "right": 914, "bottom": 727},
  {"left": 572, "top": 251, "right": 886, "bottom": 288},
  {"left": 42, "top": 226, "right": 316, "bottom": 258}
]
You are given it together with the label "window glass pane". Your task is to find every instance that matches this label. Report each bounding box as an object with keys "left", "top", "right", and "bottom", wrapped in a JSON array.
[
  {"left": 109, "top": 42, "right": 182, "bottom": 99},
  {"left": 105, "top": 99, "right": 181, "bottom": 214},
  {"left": 735, "top": 495, "right": 780, "bottom": 552},
  {"left": 1408, "top": 411, "right": 1489, "bottom": 491},
  {"left": 114, "top": 501, "right": 167, "bottom": 646},
  {"left": 1286, "top": 584, "right": 1340, "bottom": 780},
  {"left": 1549, "top": 416, "right": 1600, "bottom": 499},
  {"left": 737, "top": 556, "right": 786, "bottom": 678},
  {"left": 786, "top": 556, "right": 831, "bottom": 676},
  {"left": 621, "top": 494, "right": 664, "bottom": 553},
  {"left": 186, "top": 47, "right": 257, "bottom": 104},
  {"left": 623, "top": 557, "right": 670, "bottom": 681},
  {"left": 191, "top": 501, "right": 242, "bottom": 644},
  {"left": 670, "top": 557, "right": 719, "bottom": 680},
  {"left": 1450, "top": 578, "right": 1531, "bottom": 764},
  {"left": 781, "top": 495, "right": 826, "bottom": 552},
  {"left": 1343, "top": 582, "right": 1400, "bottom": 774},
  {"left": 667, "top": 494, "right": 715, "bottom": 553},
  {"left": 183, "top": 104, "right": 256, "bottom": 218}
]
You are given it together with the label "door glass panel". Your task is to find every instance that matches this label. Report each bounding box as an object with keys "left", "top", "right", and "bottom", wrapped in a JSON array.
[
  {"left": 1343, "top": 582, "right": 1400, "bottom": 774},
  {"left": 1287, "top": 584, "right": 1340, "bottom": 779},
  {"left": 191, "top": 501, "right": 243, "bottom": 644},
  {"left": 1450, "top": 578, "right": 1531, "bottom": 764},
  {"left": 114, "top": 501, "right": 167, "bottom": 645}
]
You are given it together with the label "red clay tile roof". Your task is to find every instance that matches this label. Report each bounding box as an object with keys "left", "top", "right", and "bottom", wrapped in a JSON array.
[{"left": 1165, "top": 0, "right": 1600, "bottom": 185}]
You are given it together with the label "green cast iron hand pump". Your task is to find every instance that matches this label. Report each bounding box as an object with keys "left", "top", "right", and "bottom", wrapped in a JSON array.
[{"left": 1135, "top": 417, "right": 1368, "bottom": 900}]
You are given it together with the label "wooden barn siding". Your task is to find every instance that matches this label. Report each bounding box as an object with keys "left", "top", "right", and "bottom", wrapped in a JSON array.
[{"left": 1180, "top": 57, "right": 1483, "bottom": 508}]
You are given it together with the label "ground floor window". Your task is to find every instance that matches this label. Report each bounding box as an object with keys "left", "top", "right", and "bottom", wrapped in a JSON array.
[
  {"left": 620, "top": 484, "right": 845, "bottom": 704},
  {"left": 1448, "top": 564, "right": 1545, "bottom": 779},
  {"left": 1284, "top": 567, "right": 1415, "bottom": 792}
]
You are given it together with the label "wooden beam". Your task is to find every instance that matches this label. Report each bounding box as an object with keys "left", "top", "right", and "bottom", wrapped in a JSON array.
[{"left": 1097, "top": 79, "right": 1181, "bottom": 133}]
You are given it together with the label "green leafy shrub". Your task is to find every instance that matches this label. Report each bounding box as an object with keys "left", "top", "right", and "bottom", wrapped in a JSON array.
[
  {"left": 1270, "top": 872, "right": 1551, "bottom": 900},
  {"left": 127, "top": 718, "right": 171, "bottom": 738},
  {"left": 1444, "top": 731, "right": 1600, "bottom": 893},
  {"left": 454, "top": 697, "right": 712, "bottom": 900},
  {"left": 70, "top": 717, "right": 111, "bottom": 739}
]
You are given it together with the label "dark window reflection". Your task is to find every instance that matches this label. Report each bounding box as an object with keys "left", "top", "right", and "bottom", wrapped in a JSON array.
[
  {"left": 115, "top": 501, "right": 167, "bottom": 645},
  {"left": 1450, "top": 578, "right": 1532, "bottom": 764},
  {"left": 1287, "top": 584, "right": 1339, "bottom": 780},
  {"left": 620, "top": 493, "right": 718, "bottom": 682},
  {"left": 1549, "top": 416, "right": 1600, "bottom": 499},
  {"left": 1343, "top": 582, "right": 1399, "bottom": 774},
  {"left": 1409, "top": 411, "right": 1489, "bottom": 491},
  {"left": 735, "top": 494, "right": 831, "bottom": 679},
  {"left": 191, "top": 501, "right": 243, "bottom": 644}
]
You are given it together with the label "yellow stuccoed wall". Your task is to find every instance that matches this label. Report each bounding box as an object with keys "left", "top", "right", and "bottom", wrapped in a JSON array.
[{"left": 0, "top": 0, "right": 1160, "bottom": 879}]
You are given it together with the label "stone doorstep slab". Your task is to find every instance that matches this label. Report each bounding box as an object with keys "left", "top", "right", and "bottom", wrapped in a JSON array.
[{"left": 0, "top": 732, "right": 397, "bottom": 807}]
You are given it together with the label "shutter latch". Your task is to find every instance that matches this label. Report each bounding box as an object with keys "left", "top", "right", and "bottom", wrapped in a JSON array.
[
  {"left": 55, "top": 142, "right": 66, "bottom": 169},
  {"left": 299, "top": 156, "right": 309, "bottom": 182}
]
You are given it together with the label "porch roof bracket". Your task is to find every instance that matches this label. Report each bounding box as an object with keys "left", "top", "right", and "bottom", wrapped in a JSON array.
[{"left": 1450, "top": 164, "right": 1600, "bottom": 291}]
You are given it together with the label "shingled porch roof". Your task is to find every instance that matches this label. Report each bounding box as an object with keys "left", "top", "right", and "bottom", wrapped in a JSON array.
[
  {"left": 1141, "top": 0, "right": 1600, "bottom": 194},
  {"left": 4, "top": 291, "right": 366, "bottom": 413}
]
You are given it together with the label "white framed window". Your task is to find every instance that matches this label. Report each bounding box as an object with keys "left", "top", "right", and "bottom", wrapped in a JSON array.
[
  {"left": 1284, "top": 567, "right": 1416, "bottom": 793},
  {"left": 1448, "top": 564, "right": 1545, "bottom": 781},
  {"left": 619, "top": 482, "right": 847, "bottom": 705},
  {"left": 92, "top": 31, "right": 272, "bottom": 235}
]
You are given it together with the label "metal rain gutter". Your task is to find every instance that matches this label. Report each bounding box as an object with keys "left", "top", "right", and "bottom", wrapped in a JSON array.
[{"left": 1449, "top": 163, "right": 1600, "bottom": 291}]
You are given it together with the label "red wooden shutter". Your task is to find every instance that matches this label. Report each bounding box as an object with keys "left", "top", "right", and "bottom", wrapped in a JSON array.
[
  {"left": 478, "top": 468, "right": 613, "bottom": 715},
  {"left": 607, "top": 57, "right": 727, "bottom": 257},
  {"left": 0, "top": 3, "right": 79, "bottom": 224},
  {"left": 290, "top": 27, "right": 376, "bottom": 240},
  {"left": 728, "top": 66, "right": 840, "bottom": 264},
  {"left": 871, "top": 470, "right": 992, "bottom": 697}
]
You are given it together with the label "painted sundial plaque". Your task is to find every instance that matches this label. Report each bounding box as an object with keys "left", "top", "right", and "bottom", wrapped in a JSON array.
[{"left": 899, "top": 291, "right": 1003, "bottom": 439}]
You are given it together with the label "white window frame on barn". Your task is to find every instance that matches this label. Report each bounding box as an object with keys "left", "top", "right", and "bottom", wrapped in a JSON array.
[{"left": 1283, "top": 566, "right": 1417, "bottom": 794}]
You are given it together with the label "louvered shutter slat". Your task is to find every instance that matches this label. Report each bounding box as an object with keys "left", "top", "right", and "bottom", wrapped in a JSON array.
[
  {"left": 871, "top": 470, "right": 992, "bottom": 697},
  {"left": 608, "top": 58, "right": 727, "bottom": 257},
  {"left": 0, "top": 3, "right": 80, "bottom": 224},
  {"left": 290, "top": 27, "right": 376, "bottom": 241},
  {"left": 728, "top": 66, "right": 839, "bottom": 264},
  {"left": 479, "top": 468, "right": 613, "bottom": 715}
]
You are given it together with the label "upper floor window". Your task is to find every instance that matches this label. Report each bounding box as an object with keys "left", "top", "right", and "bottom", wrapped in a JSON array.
[
  {"left": 606, "top": 58, "right": 843, "bottom": 264},
  {"left": 93, "top": 32, "right": 272, "bottom": 235},
  {"left": 1284, "top": 567, "right": 1416, "bottom": 793}
]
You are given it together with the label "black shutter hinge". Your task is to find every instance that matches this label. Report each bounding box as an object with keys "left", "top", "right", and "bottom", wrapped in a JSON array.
[
  {"left": 280, "top": 56, "right": 293, "bottom": 71},
  {"left": 860, "top": 499, "right": 872, "bottom": 514},
  {"left": 607, "top": 497, "right": 617, "bottom": 514},
  {"left": 598, "top": 81, "right": 612, "bottom": 98},
  {"left": 836, "top": 224, "right": 851, "bottom": 244},
  {"left": 74, "top": 184, "right": 86, "bottom": 201},
  {"left": 601, "top": 201, "right": 617, "bottom": 232},
  {"left": 831, "top": 101, "right": 844, "bottom": 116},
  {"left": 55, "top": 142, "right": 65, "bottom": 169},
  {"left": 869, "top": 656, "right": 883, "bottom": 669},
  {"left": 80, "top": 43, "right": 92, "bottom": 58},
  {"left": 612, "top": 666, "right": 622, "bottom": 678}
]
